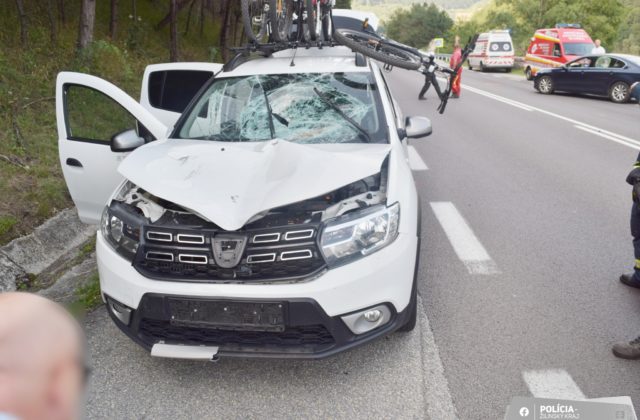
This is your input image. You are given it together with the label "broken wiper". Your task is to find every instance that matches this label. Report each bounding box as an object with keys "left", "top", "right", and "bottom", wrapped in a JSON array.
[
  {"left": 313, "top": 87, "right": 371, "bottom": 143},
  {"left": 260, "top": 82, "right": 289, "bottom": 139}
]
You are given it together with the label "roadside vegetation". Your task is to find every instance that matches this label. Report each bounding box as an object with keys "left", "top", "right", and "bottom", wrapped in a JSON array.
[{"left": 0, "top": 0, "right": 249, "bottom": 245}]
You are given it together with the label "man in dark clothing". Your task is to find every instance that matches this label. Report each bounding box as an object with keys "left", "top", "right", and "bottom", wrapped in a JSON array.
[
  {"left": 613, "top": 82, "right": 640, "bottom": 359},
  {"left": 418, "top": 73, "right": 432, "bottom": 100}
]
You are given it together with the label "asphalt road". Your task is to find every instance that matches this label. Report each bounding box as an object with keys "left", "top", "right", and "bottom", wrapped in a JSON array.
[{"left": 83, "top": 67, "right": 640, "bottom": 419}]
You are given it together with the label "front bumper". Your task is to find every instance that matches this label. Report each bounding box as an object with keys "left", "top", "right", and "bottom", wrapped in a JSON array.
[{"left": 96, "top": 230, "right": 418, "bottom": 358}]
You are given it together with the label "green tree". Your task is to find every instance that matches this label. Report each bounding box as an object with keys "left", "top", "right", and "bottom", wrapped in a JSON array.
[
  {"left": 335, "top": 0, "right": 352, "bottom": 8},
  {"left": 386, "top": 3, "right": 453, "bottom": 49}
]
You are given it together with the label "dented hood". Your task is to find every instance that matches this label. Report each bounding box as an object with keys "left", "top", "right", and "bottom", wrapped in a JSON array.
[{"left": 118, "top": 139, "right": 391, "bottom": 231}]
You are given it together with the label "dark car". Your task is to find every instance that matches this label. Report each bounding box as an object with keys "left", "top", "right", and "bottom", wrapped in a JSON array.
[{"left": 533, "top": 54, "right": 640, "bottom": 103}]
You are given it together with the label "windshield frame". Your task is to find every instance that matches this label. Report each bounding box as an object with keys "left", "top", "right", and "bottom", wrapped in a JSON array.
[{"left": 170, "top": 71, "right": 390, "bottom": 145}]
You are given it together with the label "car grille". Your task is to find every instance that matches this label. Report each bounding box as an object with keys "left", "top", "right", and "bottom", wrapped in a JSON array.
[
  {"left": 138, "top": 319, "right": 335, "bottom": 352},
  {"left": 133, "top": 224, "right": 326, "bottom": 283}
]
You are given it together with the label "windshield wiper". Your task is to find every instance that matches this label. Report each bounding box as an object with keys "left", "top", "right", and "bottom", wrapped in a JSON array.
[
  {"left": 262, "top": 88, "right": 276, "bottom": 139},
  {"left": 313, "top": 88, "right": 371, "bottom": 143}
]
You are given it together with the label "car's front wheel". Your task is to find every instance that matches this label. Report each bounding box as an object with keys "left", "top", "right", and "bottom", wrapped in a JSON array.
[
  {"left": 610, "top": 81, "right": 631, "bottom": 103},
  {"left": 525, "top": 67, "right": 533, "bottom": 80},
  {"left": 537, "top": 75, "right": 554, "bottom": 94}
]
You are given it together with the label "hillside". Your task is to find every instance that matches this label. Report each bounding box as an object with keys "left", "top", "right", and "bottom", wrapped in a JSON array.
[{"left": 351, "top": 0, "right": 486, "bottom": 23}]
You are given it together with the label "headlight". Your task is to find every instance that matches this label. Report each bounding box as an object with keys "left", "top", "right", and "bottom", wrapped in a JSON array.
[
  {"left": 100, "top": 182, "right": 144, "bottom": 261},
  {"left": 320, "top": 203, "right": 400, "bottom": 267}
]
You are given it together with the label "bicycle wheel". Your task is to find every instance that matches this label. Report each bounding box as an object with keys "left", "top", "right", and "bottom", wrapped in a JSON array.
[
  {"left": 241, "top": 0, "right": 268, "bottom": 43},
  {"left": 305, "top": 0, "right": 318, "bottom": 41},
  {"left": 321, "top": 4, "right": 332, "bottom": 41},
  {"left": 334, "top": 29, "right": 422, "bottom": 70},
  {"left": 269, "top": 0, "right": 294, "bottom": 42}
]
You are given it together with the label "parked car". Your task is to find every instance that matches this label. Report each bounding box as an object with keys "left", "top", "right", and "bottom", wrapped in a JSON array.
[
  {"left": 524, "top": 24, "right": 595, "bottom": 80},
  {"left": 468, "top": 30, "right": 514, "bottom": 72},
  {"left": 533, "top": 54, "right": 640, "bottom": 103},
  {"left": 331, "top": 9, "right": 380, "bottom": 33},
  {"left": 55, "top": 46, "right": 429, "bottom": 360}
]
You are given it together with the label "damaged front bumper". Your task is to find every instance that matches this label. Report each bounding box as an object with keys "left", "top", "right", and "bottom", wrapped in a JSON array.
[{"left": 96, "top": 229, "right": 417, "bottom": 358}]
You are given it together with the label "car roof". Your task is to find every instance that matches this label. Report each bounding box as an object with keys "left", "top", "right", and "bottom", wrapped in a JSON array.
[
  {"left": 218, "top": 46, "right": 372, "bottom": 78},
  {"left": 614, "top": 54, "right": 640, "bottom": 65}
]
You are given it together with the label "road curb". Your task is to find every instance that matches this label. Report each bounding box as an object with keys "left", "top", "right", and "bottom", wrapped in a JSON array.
[{"left": 0, "top": 209, "right": 95, "bottom": 292}]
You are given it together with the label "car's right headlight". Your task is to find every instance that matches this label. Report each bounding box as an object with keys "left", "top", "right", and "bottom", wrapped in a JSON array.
[{"left": 320, "top": 203, "right": 400, "bottom": 267}]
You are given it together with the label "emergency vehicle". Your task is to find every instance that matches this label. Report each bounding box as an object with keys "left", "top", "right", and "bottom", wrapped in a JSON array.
[
  {"left": 467, "top": 30, "right": 515, "bottom": 72},
  {"left": 524, "top": 24, "right": 595, "bottom": 80}
]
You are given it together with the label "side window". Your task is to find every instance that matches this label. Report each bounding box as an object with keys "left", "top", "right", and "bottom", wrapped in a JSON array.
[
  {"left": 609, "top": 58, "right": 625, "bottom": 69},
  {"left": 64, "top": 85, "right": 138, "bottom": 144},
  {"left": 553, "top": 43, "right": 562, "bottom": 57},
  {"left": 148, "top": 70, "right": 213, "bottom": 113}
]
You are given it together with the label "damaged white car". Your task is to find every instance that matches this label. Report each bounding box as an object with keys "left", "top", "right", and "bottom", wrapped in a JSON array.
[{"left": 56, "top": 47, "right": 431, "bottom": 360}]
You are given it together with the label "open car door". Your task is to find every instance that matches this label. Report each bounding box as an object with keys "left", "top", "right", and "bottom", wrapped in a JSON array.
[
  {"left": 140, "top": 62, "right": 222, "bottom": 128},
  {"left": 56, "top": 72, "right": 167, "bottom": 224}
]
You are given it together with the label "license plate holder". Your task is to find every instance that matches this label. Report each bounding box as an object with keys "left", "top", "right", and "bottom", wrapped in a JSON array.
[{"left": 168, "top": 299, "right": 286, "bottom": 332}]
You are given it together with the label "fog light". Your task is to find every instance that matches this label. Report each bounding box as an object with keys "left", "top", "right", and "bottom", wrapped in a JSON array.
[
  {"left": 107, "top": 297, "right": 132, "bottom": 326},
  {"left": 364, "top": 309, "right": 382, "bottom": 322},
  {"left": 341, "top": 304, "right": 391, "bottom": 335}
]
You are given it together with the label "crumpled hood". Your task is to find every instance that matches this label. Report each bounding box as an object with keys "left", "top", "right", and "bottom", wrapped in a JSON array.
[{"left": 119, "top": 139, "right": 391, "bottom": 231}]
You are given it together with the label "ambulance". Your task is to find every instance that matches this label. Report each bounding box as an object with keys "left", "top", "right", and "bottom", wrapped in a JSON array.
[
  {"left": 467, "top": 30, "right": 515, "bottom": 72},
  {"left": 524, "top": 24, "right": 595, "bottom": 80}
]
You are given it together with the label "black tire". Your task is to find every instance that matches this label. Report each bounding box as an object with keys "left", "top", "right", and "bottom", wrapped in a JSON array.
[
  {"left": 537, "top": 75, "right": 554, "bottom": 94},
  {"left": 306, "top": 0, "right": 317, "bottom": 41},
  {"left": 505, "top": 67, "right": 512, "bottom": 73},
  {"left": 468, "top": 60, "right": 472, "bottom": 70},
  {"left": 241, "top": 0, "right": 268, "bottom": 43},
  {"left": 333, "top": 29, "right": 422, "bottom": 71},
  {"left": 479, "top": 61, "right": 485, "bottom": 72},
  {"left": 321, "top": 6, "right": 332, "bottom": 41},
  {"left": 525, "top": 66, "right": 533, "bottom": 81},
  {"left": 609, "top": 81, "right": 631, "bottom": 103},
  {"left": 269, "top": 0, "right": 294, "bottom": 42}
]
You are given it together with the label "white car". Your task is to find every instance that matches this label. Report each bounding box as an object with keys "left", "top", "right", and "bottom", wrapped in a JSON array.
[
  {"left": 468, "top": 30, "right": 515, "bottom": 72},
  {"left": 55, "top": 46, "right": 429, "bottom": 360}
]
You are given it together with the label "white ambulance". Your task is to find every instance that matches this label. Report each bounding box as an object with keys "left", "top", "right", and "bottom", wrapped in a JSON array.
[{"left": 467, "top": 30, "right": 515, "bottom": 72}]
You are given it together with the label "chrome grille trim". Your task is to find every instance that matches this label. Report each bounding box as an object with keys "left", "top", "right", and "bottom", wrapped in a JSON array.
[
  {"left": 146, "top": 231, "right": 173, "bottom": 242},
  {"left": 176, "top": 233, "right": 205, "bottom": 244},
  {"left": 284, "top": 229, "right": 314, "bottom": 241},
  {"left": 177, "top": 254, "right": 208, "bottom": 265},
  {"left": 252, "top": 232, "right": 281, "bottom": 243},
  {"left": 246, "top": 253, "right": 277, "bottom": 264},
  {"left": 145, "top": 251, "right": 174, "bottom": 262},
  {"left": 280, "top": 249, "right": 313, "bottom": 261}
]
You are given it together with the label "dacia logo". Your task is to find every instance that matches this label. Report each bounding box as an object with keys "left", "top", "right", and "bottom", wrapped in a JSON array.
[{"left": 212, "top": 234, "right": 247, "bottom": 268}]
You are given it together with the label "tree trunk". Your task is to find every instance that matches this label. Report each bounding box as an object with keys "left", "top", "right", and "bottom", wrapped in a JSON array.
[
  {"left": 110, "top": 0, "right": 118, "bottom": 39},
  {"left": 15, "top": 0, "right": 27, "bottom": 47},
  {"left": 77, "top": 0, "right": 96, "bottom": 50},
  {"left": 169, "top": 0, "right": 179, "bottom": 61},
  {"left": 198, "top": 0, "right": 205, "bottom": 36},
  {"left": 57, "top": 0, "right": 66, "bottom": 23},
  {"left": 184, "top": 0, "right": 195, "bottom": 35},
  {"left": 46, "top": 0, "right": 57, "bottom": 43},
  {"left": 220, "top": 0, "right": 231, "bottom": 61},
  {"left": 132, "top": 0, "right": 137, "bottom": 20},
  {"left": 155, "top": 0, "right": 190, "bottom": 30}
]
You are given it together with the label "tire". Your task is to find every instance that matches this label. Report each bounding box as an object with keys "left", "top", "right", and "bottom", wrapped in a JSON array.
[
  {"left": 537, "top": 75, "right": 554, "bottom": 94},
  {"left": 479, "top": 61, "right": 485, "bottom": 72},
  {"left": 609, "top": 81, "right": 631, "bottom": 103},
  {"left": 269, "top": 0, "right": 294, "bottom": 42},
  {"left": 505, "top": 67, "right": 512, "bottom": 73},
  {"left": 398, "top": 200, "right": 421, "bottom": 333},
  {"left": 468, "top": 61, "right": 472, "bottom": 70},
  {"left": 321, "top": 6, "right": 332, "bottom": 41},
  {"left": 241, "top": 0, "right": 268, "bottom": 43},
  {"left": 333, "top": 29, "right": 422, "bottom": 71},
  {"left": 525, "top": 67, "right": 533, "bottom": 81},
  {"left": 306, "top": 0, "right": 318, "bottom": 41}
]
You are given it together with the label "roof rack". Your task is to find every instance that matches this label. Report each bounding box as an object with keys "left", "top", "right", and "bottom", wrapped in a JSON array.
[{"left": 224, "top": 40, "right": 341, "bottom": 72}]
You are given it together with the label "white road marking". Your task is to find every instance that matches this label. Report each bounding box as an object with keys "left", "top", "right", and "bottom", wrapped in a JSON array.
[
  {"left": 407, "top": 145, "right": 429, "bottom": 170},
  {"left": 417, "top": 295, "right": 459, "bottom": 420},
  {"left": 575, "top": 125, "right": 640, "bottom": 151},
  {"left": 430, "top": 202, "right": 500, "bottom": 275},
  {"left": 463, "top": 84, "right": 640, "bottom": 150},
  {"left": 523, "top": 369, "right": 586, "bottom": 400}
]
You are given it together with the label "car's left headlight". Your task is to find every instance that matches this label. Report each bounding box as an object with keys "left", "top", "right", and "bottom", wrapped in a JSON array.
[
  {"left": 320, "top": 203, "right": 400, "bottom": 267},
  {"left": 100, "top": 182, "right": 145, "bottom": 261}
]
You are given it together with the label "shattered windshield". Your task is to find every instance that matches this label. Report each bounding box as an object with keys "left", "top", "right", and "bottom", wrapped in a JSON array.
[{"left": 175, "top": 72, "right": 388, "bottom": 144}]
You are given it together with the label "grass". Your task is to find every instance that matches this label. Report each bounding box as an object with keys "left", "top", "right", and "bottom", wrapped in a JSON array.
[
  {"left": 68, "top": 271, "right": 102, "bottom": 317},
  {"left": 0, "top": 1, "right": 225, "bottom": 245}
]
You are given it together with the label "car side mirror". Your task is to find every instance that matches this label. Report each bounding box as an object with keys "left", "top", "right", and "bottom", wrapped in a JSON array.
[
  {"left": 405, "top": 116, "right": 432, "bottom": 139},
  {"left": 111, "top": 129, "right": 145, "bottom": 152}
]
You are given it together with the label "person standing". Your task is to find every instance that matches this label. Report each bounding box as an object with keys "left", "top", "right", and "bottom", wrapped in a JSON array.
[
  {"left": 449, "top": 37, "right": 463, "bottom": 98},
  {"left": 591, "top": 39, "right": 606, "bottom": 54},
  {"left": 613, "top": 116, "right": 640, "bottom": 358}
]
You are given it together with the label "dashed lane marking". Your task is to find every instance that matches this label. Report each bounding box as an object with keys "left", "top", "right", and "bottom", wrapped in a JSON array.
[
  {"left": 430, "top": 202, "right": 500, "bottom": 275},
  {"left": 522, "top": 369, "right": 586, "bottom": 400}
]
